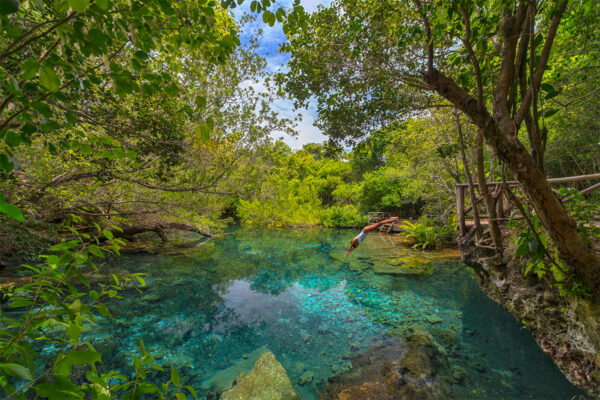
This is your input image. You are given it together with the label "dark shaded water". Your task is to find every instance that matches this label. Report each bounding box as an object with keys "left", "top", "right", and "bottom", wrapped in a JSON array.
[{"left": 65, "top": 227, "right": 583, "bottom": 399}]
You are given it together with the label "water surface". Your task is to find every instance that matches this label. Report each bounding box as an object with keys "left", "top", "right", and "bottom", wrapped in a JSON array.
[{"left": 79, "top": 227, "right": 583, "bottom": 399}]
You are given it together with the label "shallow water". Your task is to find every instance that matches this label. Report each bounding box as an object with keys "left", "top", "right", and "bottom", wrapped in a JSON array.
[{"left": 75, "top": 227, "right": 583, "bottom": 399}]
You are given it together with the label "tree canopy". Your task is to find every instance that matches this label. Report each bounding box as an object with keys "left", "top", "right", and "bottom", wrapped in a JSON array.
[{"left": 281, "top": 0, "right": 600, "bottom": 291}]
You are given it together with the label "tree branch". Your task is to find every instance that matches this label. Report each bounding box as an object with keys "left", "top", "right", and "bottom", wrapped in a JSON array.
[
  {"left": 515, "top": 0, "right": 569, "bottom": 126},
  {"left": 459, "top": 5, "right": 484, "bottom": 107}
]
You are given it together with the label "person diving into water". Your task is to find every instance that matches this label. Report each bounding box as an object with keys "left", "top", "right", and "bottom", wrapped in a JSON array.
[{"left": 345, "top": 216, "right": 399, "bottom": 256}]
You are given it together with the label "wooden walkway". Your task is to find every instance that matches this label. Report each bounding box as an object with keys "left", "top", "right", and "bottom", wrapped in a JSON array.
[{"left": 456, "top": 173, "right": 600, "bottom": 246}]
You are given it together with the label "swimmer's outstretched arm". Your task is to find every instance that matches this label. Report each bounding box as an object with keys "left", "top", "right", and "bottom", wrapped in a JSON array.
[{"left": 362, "top": 216, "right": 399, "bottom": 233}]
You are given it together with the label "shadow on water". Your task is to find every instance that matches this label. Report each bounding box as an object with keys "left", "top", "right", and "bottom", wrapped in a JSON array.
[{"left": 69, "top": 227, "right": 584, "bottom": 400}]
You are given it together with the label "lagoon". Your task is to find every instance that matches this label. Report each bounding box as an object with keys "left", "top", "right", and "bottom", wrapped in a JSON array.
[{"left": 79, "top": 227, "right": 583, "bottom": 399}]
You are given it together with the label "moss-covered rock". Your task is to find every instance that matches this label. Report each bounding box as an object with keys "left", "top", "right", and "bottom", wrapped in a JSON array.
[
  {"left": 372, "top": 256, "right": 432, "bottom": 275},
  {"left": 321, "top": 335, "right": 452, "bottom": 400},
  {"left": 221, "top": 351, "right": 300, "bottom": 400}
]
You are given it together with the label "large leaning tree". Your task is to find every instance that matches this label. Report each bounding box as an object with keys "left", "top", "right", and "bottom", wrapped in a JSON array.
[{"left": 281, "top": 0, "right": 600, "bottom": 292}]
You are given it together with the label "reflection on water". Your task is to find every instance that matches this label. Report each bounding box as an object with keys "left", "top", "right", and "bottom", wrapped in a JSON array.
[{"left": 74, "top": 227, "right": 582, "bottom": 399}]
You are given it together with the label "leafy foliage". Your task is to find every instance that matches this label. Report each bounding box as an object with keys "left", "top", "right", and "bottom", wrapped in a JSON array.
[
  {"left": 236, "top": 144, "right": 364, "bottom": 227},
  {"left": 507, "top": 196, "right": 593, "bottom": 298},
  {"left": 401, "top": 216, "right": 456, "bottom": 250},
  {"left": 558, "top": 188, "right": 600, "bottom": 246},
  {"left": 0, "top": 0, "right": 308, "bottom": 397}
]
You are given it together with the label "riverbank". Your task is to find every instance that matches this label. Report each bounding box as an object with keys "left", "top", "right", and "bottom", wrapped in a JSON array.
[{"left": 462, "top": 244, "right": 600, "bottom": 398}]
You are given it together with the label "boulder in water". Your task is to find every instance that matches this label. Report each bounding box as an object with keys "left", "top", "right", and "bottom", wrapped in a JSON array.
[
  {"left": 321, "top": 333, "right": 452, "bottom": 400},
  {"left": 337, "top": 381, "right": 393, "bottom": 400},
  {"left": 220, "top": 351, "right": 300, "bottom": 400}
]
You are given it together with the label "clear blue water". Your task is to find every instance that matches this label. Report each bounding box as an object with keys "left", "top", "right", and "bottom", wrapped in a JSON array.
[{"left": 75, "top": 227, "right": 583, "bottom": 399}]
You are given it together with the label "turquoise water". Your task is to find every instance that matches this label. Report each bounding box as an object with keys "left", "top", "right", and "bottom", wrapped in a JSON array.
[{"left": 77, "top": 227, "right": 583, "bottom": 399}]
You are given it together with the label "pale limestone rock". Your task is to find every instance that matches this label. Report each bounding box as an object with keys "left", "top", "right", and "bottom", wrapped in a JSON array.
[{"left": 221, "top": 351, "right": 300, "bottom": 400}]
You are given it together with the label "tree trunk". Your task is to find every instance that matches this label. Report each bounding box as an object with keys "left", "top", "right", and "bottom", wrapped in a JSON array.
[
  {"left": 112, "top": 222, "right": 213, "bottom": 242},
  {"left": 475, "top": 128, "right": 504, "bottom": 252},
  {"left": 424, "top": 68, "right": 600, "bottom": 293},
  {"left": 454, "top": 109, "right": 481, "bottom": 232}
]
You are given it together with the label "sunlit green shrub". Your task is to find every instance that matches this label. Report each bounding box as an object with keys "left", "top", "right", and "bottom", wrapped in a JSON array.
[
  {"left": 400, "top": 216, "right": 456, "bottom": 249},
  {"left": 320, "top": 205, "right": 366, "bottom": 228},
  {"left": 507, "top": 205, "right": 592, "bottom": 298}
]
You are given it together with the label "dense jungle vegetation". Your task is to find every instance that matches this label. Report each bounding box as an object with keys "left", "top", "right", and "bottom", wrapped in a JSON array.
[{"left": 0, "top": 0, "right": 599, "bottom": 398}]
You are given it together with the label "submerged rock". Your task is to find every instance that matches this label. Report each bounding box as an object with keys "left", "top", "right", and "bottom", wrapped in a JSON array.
[
  {"left": 317, "top": 323, "right": 330, "bottom": 334},
  {"left": 337, "top": 382, "right": 393, "bottom": 400},
  {"left": 373, "top": 256, "right": 432, "bottom": 276},
  {"left": 221, "top": 351, "right": 300, "bottom": 400},
  {"left": 203, "top": 364, "right": 242, "bottom": 394},
  {"left": 299, "top": 329, "right": 311, "bottom": 342},
  {"left": 293, "top": 361, "right": 307, "bottom": 375},
  {"left": 320, "top": 333, "right": 452, "bottom": 400},
  {"left": 298, "top": 370, "right": 315, "bottom": 385},
  {"left": 202, "top": 345, "right": 269, "bottom": 395}
]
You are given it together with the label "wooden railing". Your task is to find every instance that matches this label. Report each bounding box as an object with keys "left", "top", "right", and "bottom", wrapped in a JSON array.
[
  {"left": 456, "top": 173, "right": 600, "bottom": 238},
  {"left": 367, "top": 211, "right": 394, "bottom": 224}
]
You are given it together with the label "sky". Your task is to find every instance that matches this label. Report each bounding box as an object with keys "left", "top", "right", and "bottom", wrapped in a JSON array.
[{"left": 232, "top": 0, "right": 332, "bottom": 149}]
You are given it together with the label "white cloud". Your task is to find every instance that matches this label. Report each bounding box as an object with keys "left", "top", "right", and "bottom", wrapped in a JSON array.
[{"left": 232, "top": 0, "right": 331, "bottom": 148}]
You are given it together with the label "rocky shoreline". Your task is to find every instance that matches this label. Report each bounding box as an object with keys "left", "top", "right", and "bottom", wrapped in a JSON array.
[{"left": 461, "top": 245, "right": 600, "bottom": 399}]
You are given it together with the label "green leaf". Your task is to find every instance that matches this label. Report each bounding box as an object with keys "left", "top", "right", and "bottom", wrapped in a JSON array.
[
  {"left": 176, "top": 393, "right": 187, "bottom": 400},
  {"left": 134, "top": 275, "right": 146, "bottom": 287},
  {"left": 185, "top": 386, "right": 198, "bottom": 399},
  {"left": 88, "top": 245, "right": 105, "bottom": 258},
  {"left": 39, "top": 66, "right": 60, "bottom": 92},
  {"left": 20, "top": 58, "right": 40, "bottom": 80},
  {"left": 134, "top": 50, "right": 148, "bottom": 60},
  {"left": 194, "top": 124, "right": 210, "bottom": 141},
  {"left": 0, "top": 194, "right": 24, "bottom": 222},
  {"left": 0, "top": 153, "right": 13, "bottom": 172},
  {"left": 0, "top": 363, "right": 33, "bottom": 380},
  {"left": 95, "top": 0, "right": 109, "bottom": 10},
  {"left": 69, "top": 299, "right": 82, "bottom": 312},
  {"left": 49, "top": 240, "right": 79, "bottom": 251},
  {"left": 515, "top": 241, "right": 529, "bottom": 257},
  {"left": 55, "top": 350, "right": 101, "bottom": 376},
  {"left": 31, "top": 102, "right": 53, "bottom": 118},
  {"left": 67, "top": 324, "right": 81, "bottom": 341},
  {"left": 276, "top": 7, "right": 285, "bottom": 22},
  {"left": 0, "top": 0, "right": 19, "bottom": 15},
  {"left": 544, "top": 108, "right": 559, "bottom": 118},
  {"left": 35, "top": 376, "right": 83, "bottom": 399},
  {"left": 540, "top": 83, "right": 555, "bottom": 93},
  {"left": 262, "top": 10, "right": 272, "bottom": 24},
  {"left": 269, "top": 11, "right": 276, "bottom": 26},
  {"left": 5, "top": 131, "right": 20, "bottom": 147},
  {"left": 103, "top": 229, "right": 114, "bottom": 240},
  {"left": 97, "top": 303, "right": 112, "bottom": 319},
  {"left": 79, "top": 143, "right": 92, "bottom": 154},
  {"left": 171, "top": 367, "right": 180, "bottom": 386},
  {"left": 9, "top": 300, "right": 35, "bottom": 308},
  {"left": 524, "top": 262, "right": 535, "bottom": 276},
  {"left": 195, "top": 95, "right": 207, "bottom": 109},
  {"left": 68, "top": 0, "right": 90, "bottom": 12},
  {"left": 114, "top": 147, "right": 126, "bottom": 159}
]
